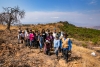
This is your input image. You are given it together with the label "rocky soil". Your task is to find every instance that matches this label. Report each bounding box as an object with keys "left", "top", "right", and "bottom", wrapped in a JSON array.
[{"left": 0, "top": 24, "right": 100, "bottom": 67}]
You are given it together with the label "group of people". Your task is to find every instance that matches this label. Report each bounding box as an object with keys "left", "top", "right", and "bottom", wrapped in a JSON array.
[{"left": 17, "top": 28, "right": 72, "bottom": 62}]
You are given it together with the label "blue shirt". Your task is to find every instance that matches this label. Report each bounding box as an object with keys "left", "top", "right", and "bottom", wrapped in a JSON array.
[
  {"left": 68, "top": 39, "right": 72, "bottom": 51},
  {"left": 54, "top": 39, "right": 60, "bottom": 48}
]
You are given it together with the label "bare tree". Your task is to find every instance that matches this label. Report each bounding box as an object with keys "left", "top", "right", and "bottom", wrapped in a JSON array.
[{"left": 0, "top": 6, "right": 25, "bottom": 30}]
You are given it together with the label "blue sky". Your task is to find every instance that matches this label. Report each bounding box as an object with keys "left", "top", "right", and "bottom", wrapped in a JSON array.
[{"left": 0, "top": 0, "right": 100, "bottom": 27}]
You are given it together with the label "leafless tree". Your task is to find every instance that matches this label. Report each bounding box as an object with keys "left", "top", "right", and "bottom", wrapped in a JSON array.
[{"left": 0, "top": 6, "right": 25, "bottom": 30}]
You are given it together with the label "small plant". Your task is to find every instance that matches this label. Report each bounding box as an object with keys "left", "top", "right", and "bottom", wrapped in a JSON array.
[{"left": 82, "top": 44, "right": 87, "bottom": 48}]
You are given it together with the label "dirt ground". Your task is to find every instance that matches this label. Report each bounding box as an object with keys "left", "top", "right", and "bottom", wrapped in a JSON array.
[{"left": 0, "top": 23, "right": 100, "bottom": 67}]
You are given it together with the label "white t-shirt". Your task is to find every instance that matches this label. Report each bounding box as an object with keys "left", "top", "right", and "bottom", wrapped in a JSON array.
[{"left": 53, "top": 32, "right": 57, "bottom": 39}]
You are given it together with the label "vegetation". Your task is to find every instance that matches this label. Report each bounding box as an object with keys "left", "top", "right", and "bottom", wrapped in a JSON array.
[
  {"left": 59, "top": 21, "right": 100, "bottom": 45},
  {"left": 0, "top": 6, "right": 25, "bottom": 30}
]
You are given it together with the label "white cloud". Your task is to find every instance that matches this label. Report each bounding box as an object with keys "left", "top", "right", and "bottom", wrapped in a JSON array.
[
  {"left": 21, "top": 11, "right": 100, "bottom": 27},
  {"left": 89, "top": 0, "right": 97, "bottom": 5},
  {"left": 51, "top": 17, "right": 59, "bottom": 19}
]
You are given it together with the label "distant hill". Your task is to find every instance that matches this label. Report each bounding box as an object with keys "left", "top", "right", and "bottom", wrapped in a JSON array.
[
  {"left": 93, "top": 26, "right": 100, "bottom": 30},
  {"left": 59, "top": 21, "right": 100, "bottom": 45}
]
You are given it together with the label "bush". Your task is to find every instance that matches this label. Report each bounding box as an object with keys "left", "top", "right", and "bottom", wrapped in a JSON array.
[{"left": 82, "top": 44, "right": 87, "bottom": 48}]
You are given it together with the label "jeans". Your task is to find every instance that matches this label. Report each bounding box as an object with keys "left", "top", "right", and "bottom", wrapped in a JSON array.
[
  {"left": 62, "top": 48, "right": 68, "bottom": 62},
  {"left": 54, "top": 47, "right": 59, "bottom": 57},
  {"left": 39, "top": 42, "right": 43, "bottom": 49},
  {"left": 30, "top": 40, "right": 34, "bottom": 47},
  {"left": 26, "top": 39, "right": 30, "bottom": 46}
]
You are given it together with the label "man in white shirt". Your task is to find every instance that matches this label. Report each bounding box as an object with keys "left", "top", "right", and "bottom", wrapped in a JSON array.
[{"left": 53, "top": 30, "right": 57, "bottom": 39}]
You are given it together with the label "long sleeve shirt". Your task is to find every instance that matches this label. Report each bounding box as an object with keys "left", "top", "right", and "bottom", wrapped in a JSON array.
[{"left": 54, "top": 39, "right": 60, "bottom": 48}]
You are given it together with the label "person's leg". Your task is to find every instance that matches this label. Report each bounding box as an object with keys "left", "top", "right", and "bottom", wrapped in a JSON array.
[
  {"left": 18, "top": 35, "right": 20, "bottom": 44},
  {"left": 30, "top": 40, "right": 32, "bottom": 47},
  {"left": 55, "top": 48, "right": 58, "bottom": 58},
  {"left": 48, "top": 49, "right": 50, "bottom": 56},
  {"left": 61, "top": 48, "right": 64, "bottom": 57},
  {"left": 50, "top": 40, "right": 53, "bottom": 50},
  {"left": 39, "top": 42, "right": 42, "bottom": 51},
  {"left": 46, "top": 49, "right": 48, "bottom": 55},
  {"left": 25, "top": 39, "right": 27, "bottom": 46},
  {"left": 65, "top": 50, "right": 68, "bottom": 62},
  {"left": 27, "top": 39, "right": 30, "bottom": 46},
  {"left": 36, "top": 41, "right": 39, "bottom": 48}
]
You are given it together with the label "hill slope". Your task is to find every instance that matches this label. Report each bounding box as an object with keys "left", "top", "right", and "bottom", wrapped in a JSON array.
[
  {"left": 59, "top": 21, "right": 100, "bottom": 45},
  {"left": 0, "top": 22, "right": 100, "bottom": 67}
]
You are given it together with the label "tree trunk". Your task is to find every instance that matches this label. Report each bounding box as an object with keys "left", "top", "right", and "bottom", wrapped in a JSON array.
[
  {"left": 6, "top": 22, "right": 11, "bottom": 30},
  {"left": 6, "top": 17, "right": 12, "bottom": 30}
]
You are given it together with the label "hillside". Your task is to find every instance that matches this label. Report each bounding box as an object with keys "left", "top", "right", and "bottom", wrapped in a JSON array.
[
  {"left": 0, "top": 22, "right": 100, "bottom": 67},
  {"left": 93, "top": 26, "right": 100, "bottom": 30},
  {"left": 59, "top": 21, "right": 100, "bottom": 46}
]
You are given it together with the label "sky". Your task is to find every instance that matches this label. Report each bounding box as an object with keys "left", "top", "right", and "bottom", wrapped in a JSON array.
[{"left": 0, "top": 0, "right": 100, "bottom": 27}]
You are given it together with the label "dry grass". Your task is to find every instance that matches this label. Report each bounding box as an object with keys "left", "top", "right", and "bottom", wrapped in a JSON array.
[{"left": 0, "top": 23, "right": 100, "bottom": 67}]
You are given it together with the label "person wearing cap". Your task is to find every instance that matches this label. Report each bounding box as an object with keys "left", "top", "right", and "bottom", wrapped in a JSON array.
[
  {"left": 44, "top": 40, "right": 51, "bottom": 55},
  {"left": 54, "top": 35, "right": 60, "bottom": 59}
]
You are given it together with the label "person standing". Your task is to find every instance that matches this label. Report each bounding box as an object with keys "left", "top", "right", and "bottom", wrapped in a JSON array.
[
  {"left": 18, "top": 28, "right": 22, "bottom": 44},
  {"left": 38, "top": 33, "right": 44, "bottom": 52},
  {"left": 53, "top": 30, "right": 57, "bottom": 39},
  {"left": 62, "top": 33, "right": 72, "bottom": 62},
  {"left": 54, "top": 35, "right": 60, "bottom": 59},
  {"left": 20, "top": 31, "right": 25, "bottom": 44},
  {"left": 29, "top": 30, "right": 34, "bottom": 47},
  {"left": 34, "top": 31, "right": 39, "bottom": 48},
  {"left": 41, "top": 29, "right": 46, "bottom": 47}
]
